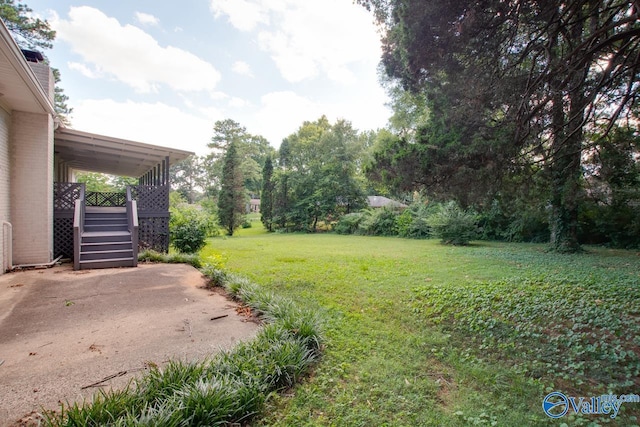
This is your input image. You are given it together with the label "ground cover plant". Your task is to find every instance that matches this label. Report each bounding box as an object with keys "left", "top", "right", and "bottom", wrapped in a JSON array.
[
  {"left": 201, "top": 225, "right": 640, "bottom": 426},
  {"left": 44, "top": 264, "right": 322, "bottom": 426}
]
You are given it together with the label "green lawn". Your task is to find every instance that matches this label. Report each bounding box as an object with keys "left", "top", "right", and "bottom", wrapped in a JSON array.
[{"left": 201, "top": 222, "right": 640, "bottom": 426}]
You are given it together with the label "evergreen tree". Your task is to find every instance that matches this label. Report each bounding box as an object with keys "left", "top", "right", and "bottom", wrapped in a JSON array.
[
  {"left": 260, "top": 155, "right": 274, "bottom": 231},
  {"left": 360, "top": 0, "right": 640, "bottom": 252},
  {"left": 217, "top": 141, "right": 245, "bottom": 236}
]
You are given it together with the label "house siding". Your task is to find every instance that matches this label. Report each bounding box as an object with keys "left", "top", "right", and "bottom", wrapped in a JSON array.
[
  {"left": 0, "top": 107, "right": 10, "bottom": 271},
  {"left": 10, "top": 111, "right": 53, "bottom": 265}
]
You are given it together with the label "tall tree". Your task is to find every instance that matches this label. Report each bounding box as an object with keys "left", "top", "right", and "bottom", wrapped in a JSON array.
[
  {"left": 360, "top": 0, "right": 640, "bottom": 252},
  {"left": 217, "top": 141, "right": 245, "bottom": 236},
  {"left": 170, "top": 156, "right": 205, "bottom": 203},
  {"left": 271, "top": 116, "right": 367, "bottom": 232},
  {"left": 260, "top": 155, "right": 274, "bottom": 231},
  {"left": 204, "top": 119, "right": 274, "bottom": 197},
  {"left": 0, "top": 0, "right": 54, "bottom": 49}
]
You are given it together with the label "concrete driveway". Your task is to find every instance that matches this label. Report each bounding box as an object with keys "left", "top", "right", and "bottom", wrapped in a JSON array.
[{"left": 0, "top": 263, "right": 260, "bottom": 426}]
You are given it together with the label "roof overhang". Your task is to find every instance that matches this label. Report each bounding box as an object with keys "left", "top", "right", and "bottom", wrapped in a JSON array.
[
  {"left": 0, "top": 20, "right": 55, "bottom": 114},
  {"left": 54, "top": 127, "right": 194, "bottom": 177}
]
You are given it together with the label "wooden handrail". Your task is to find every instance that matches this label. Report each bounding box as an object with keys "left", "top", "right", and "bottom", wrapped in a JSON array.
[
  {"left": 73, "top": 184, "right": 86, "bottom": 270},
  {"left": 126, "top": 186, "right": 139, "bottom": 267}
]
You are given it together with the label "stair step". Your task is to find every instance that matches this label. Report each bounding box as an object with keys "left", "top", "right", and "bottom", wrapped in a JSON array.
[
  {"left": 86, "top": 207, "right": 126, "bottom": 214},
  {"left": 84, "top": 217, "right": 129, "bottom": 227},
  {"left": 82, "top": 231, "right": 131, "bottom": 243},
  {"left": 84, "top": 224, "right": 129, "bottom": 232},
  {"left": 80, "top": 249, "right": 134, "bottom": 261},
  {"left": 81, "top": 241, "right": 133, "bottom": 251},
  {"left": 79, "top": 257, "right": 135, "bottom": 270}
]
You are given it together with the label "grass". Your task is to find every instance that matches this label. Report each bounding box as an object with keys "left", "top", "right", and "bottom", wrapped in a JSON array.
[{"left": 201, "top": 228, "right": 640, "bottom": 426}]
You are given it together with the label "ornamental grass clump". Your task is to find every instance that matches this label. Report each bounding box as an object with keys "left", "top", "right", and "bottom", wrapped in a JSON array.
[{"left": 45, "top": 265, "right": 323, "bottom": 427}]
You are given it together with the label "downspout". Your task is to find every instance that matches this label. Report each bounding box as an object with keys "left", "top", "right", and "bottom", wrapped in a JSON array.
[
  {"left": 3, "top": 221, "right": 12, "bottom": 272},
  {"left": 9, "top": 255, "right": 62, "bottom": 271},
  {"left": 5, "top": 219, "right": 63, "bottom": 271}
]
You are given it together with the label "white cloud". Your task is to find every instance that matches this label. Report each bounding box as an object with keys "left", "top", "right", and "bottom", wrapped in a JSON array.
[
  {"left": 251, "top": 87, "right": 390, "bottom": 148},
  {"left": 70, "top": 99, "right": 216, "bottom": 155},
  {"left": 134, "top": 11, "right": 159, "bottom": 26},
  {"left": 68, "top": 61, "right": 100, "bottom": 79},
  {"left": 232, "top": 60, "right": 254, "bottom": 77},
  {"left": 210, "top": 0, "right": 380, "bottom": 84},
  {"left": 229, "top": 97, "right": 250, "bottom": 108},
  {"left": 252, "top": 91, "right": 325, "bottom": 146},
  {"left": 51, "top": 7, "right": 221, "bottom": 93},
  {"left": 209, "top": 0, "right": 269, "bottom": 31}
]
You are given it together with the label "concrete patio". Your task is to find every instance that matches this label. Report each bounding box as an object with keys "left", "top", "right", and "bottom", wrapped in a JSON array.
[{"left": 0, "top": 263, "right": 260, "bottom": 426}]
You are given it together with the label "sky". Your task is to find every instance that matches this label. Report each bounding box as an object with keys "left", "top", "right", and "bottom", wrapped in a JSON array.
[{"left": 25, "top": 0, "right": 391, "bottom": 155}]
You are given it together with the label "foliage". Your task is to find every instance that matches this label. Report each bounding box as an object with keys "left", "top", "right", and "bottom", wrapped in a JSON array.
[
  {"left": 0, "top": 0, "right": 54, "bottom": 50},
  {"left": 478, "top": 198, "right": 550, "bottom": 243},
  {"left": 170, "top": 156, "right": 205, "bottom": 203},
  {"left": 260, "top": 155, "right": 275, "bottom": 231},
  {"left": 360, "top": 0, "right": 640, "bottom": 252},
  {"left": 427, "top": 201, "right": 478, "bottom": 245},
  {"left": 333, "top": 212, "right": 366, "bottom": 235},
  {"left": 396, "top": 194, "right": 433, "bottom": 238},
  {"left": 412, "top": 274, "right": 640, "bottom": 394},
  {"left": 169, "top": 203, "right": 219, "bottom": 253},
  {"left": 0, "top": 0, "right": 73, "bottom": 124},
  {"left": 52, "top": 68, "right": 72, "bottom": 125},
  {"left": 358, "top": 207, "right": 398, "bottom": 236},
  {"left": 201, "top": 233, "right": 640, "bottom": 425},
  {"left": 45, "top": 266, "right": 323, "bottom": 427},
  {"left": 137, "top": 249, "right": 202, "bottom": 268},
  {"left": 205, "top": 119, "right": 275, "bottom": 197},
  {"left": 69, "top": 172, "right": 137, "bottom": 193},
  {"left": 217, "top": 140, "right": 245, "bottom": 236},
  {"left": 75, "top": 172, "right": 114, "bottom": 192},
  {"left": 271, "top": 116, "right": 367, "bottom": 232}
]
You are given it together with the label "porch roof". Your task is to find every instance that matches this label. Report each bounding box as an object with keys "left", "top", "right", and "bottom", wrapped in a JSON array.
[{"left": 54, "top": 127, "right": 194, "bottom": 178}]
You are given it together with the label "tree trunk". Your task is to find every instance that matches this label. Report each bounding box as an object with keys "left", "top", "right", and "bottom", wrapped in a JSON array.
[{"left": 548, "top": 4, "right": 589, "bottom": 253}]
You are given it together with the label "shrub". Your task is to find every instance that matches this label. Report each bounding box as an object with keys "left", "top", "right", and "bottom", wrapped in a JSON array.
[
  {"left": 358, "top": 208, "right": 399, "bottom": 236},
  {"left": 170, "top": 204, "right": 219, "bottom": 253},
  {"left": 427, "top": 201, "right": 478, "bottom": 245},
  {"left": 138, "top": 250, "right": 202, "bottom": 268},
  {"left": 334, "top": 212, "right": 366, "bottom": 235},
  {"left": 397, "top": 199, "right": 433, "bottom": 239}
]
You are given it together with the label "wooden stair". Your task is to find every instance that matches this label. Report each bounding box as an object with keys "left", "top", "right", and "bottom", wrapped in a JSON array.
[{"left": 78, "top": 207, "right": 136, "bottom": 270}]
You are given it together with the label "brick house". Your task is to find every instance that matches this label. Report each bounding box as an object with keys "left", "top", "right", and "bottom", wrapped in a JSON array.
[{"left": 0, "top": 20, "right": 192, "bottom": 273}]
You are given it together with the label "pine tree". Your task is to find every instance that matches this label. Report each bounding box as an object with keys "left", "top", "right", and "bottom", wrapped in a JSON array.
[
  {"left": 217, "top": 141, "right": 245, "bottom": 236},
  {"left": 260, "top": 156, "right": 274, "bottom": 231}
]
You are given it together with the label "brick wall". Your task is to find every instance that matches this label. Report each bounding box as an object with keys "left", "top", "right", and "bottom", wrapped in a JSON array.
[
  {"left": 0, "top": 107, "right": 10, "bottom": 271},
  {"left": 10, "top": 111, "right": 53, "bottom": 264},
  {"left": 28, "top": 62, "right": 54, "bottom": 103}
]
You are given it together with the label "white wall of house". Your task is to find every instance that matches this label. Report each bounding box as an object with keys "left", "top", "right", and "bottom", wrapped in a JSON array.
[
  {"left": 0, "top": 107, "right": 10, "bottom": 272},
  {"left": 9, "top": 111, "right": 54, "bottom": 265}
]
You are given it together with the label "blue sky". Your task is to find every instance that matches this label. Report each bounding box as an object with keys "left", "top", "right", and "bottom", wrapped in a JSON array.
[{"left": 26, "top": 0, "right": 390, "bottom": 154}]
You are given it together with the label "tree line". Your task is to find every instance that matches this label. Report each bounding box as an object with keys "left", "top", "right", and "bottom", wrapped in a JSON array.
[{"left": 8, "top": 0, "right": 636, "bottom": 250}]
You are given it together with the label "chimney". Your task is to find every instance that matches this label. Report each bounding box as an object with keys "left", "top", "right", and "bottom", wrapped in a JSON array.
[{"left": 21, "top": 49, "right": 55, "bottom": 103}]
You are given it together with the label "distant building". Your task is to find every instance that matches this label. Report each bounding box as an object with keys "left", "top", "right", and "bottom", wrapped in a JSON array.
[
  {"left": 367, "top": 196, "right": 408, "bottom": 209},
  {"left": 248, "top": 198, "right": 261, "bottom": 213}
]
